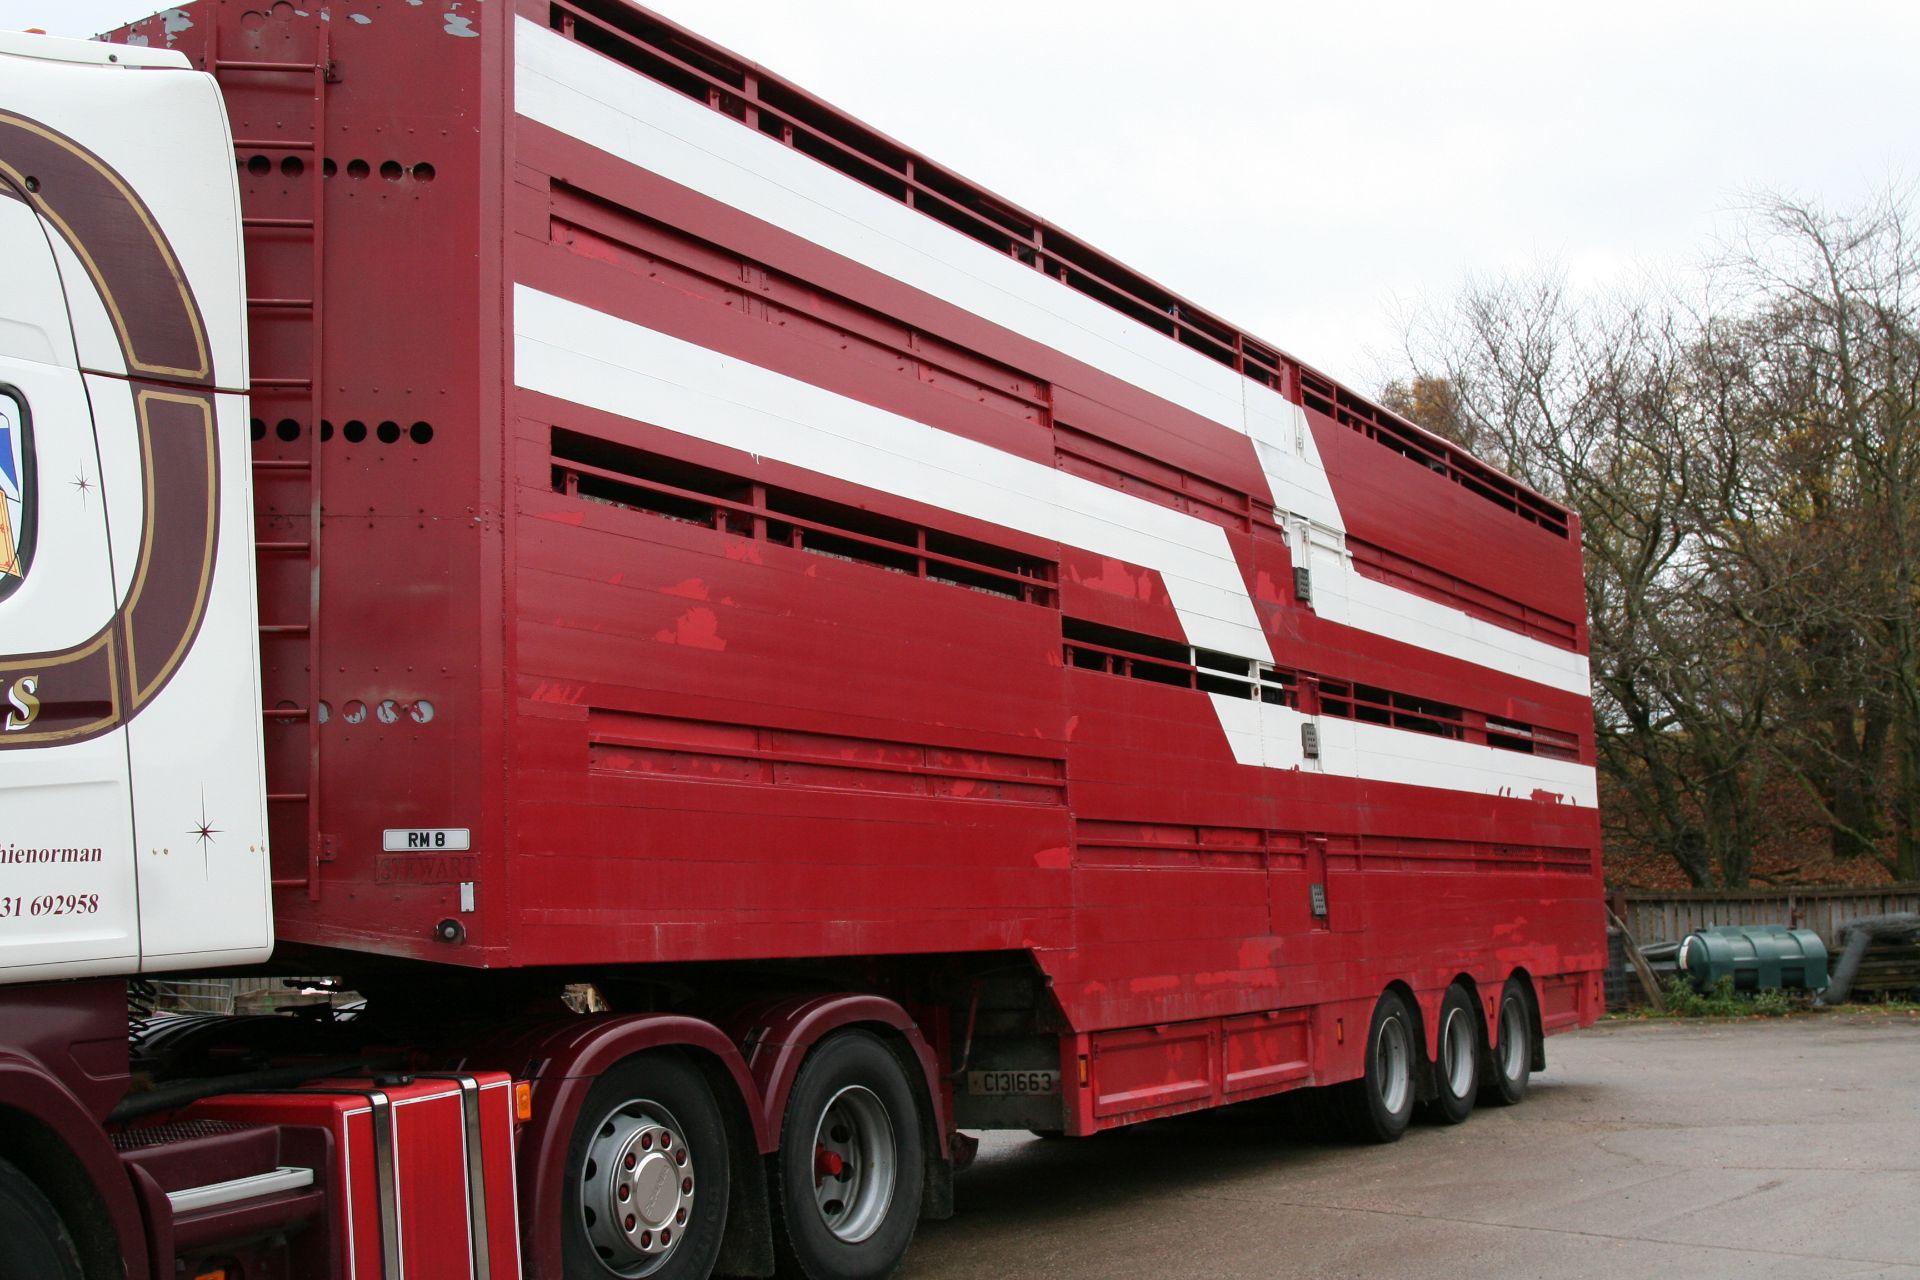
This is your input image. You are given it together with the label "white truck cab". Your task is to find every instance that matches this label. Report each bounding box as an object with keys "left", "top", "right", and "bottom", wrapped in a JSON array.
[{"left": 0, "top": 28, "right": 270, "bottom": 982}]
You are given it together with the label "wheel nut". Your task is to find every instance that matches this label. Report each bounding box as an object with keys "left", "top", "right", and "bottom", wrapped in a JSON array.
[
  {"left": 624, "top": 1152, "right": 637, "bottom": 1170},
  {"left": 676, "top": 1207, "right": 687, "bottom": 1224},
  {"left": 618, "top": 1185, "right": 630, "bottom": 1202},
  {"left": 681, "top": 1177, "right": 692, "bottom": 1194},
  {"left": 641, "top": 1133, "right": 652, "bottom": 1149},
  {"left": 625, "top": 1215, "right": 637, "bottom": 1233},
  {"left": 661, "top": 1133, "right": 672, "bottom": 1149},
  {"left": 639, "top": 1229, "right": 651, "bottom": 1247},
  {"left": 661, "top": 1228, "right": 672, "bottom": 1245},
  {"left": 675, "top": 1149, "right": 687, "bottom": 1166}
]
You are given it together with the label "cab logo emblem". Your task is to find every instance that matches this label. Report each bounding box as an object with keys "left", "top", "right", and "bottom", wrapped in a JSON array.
[{"left": 0, "top": 390, "right": 32, "bottom": 601}]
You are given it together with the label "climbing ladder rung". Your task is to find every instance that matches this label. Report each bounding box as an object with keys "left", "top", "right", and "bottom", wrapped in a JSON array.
[{"left": 217, "top": 59, "right": 318, "bottom": 73}]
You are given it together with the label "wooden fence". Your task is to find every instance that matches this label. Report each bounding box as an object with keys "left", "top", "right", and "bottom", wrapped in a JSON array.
[{"left": 1616, "top": 883, "right": 1920, "bottom": 946}]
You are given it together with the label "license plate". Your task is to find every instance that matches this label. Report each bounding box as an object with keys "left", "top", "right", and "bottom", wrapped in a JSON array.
[
  {"left": 382, "top": 827, "right": 471, "bottom": 852},
  {"left": 967, "top": 1069, "right": 1059, "bottom": 1096}
]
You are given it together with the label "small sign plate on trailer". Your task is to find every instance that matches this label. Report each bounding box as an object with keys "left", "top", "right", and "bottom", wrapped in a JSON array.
[
  {"left": 966, "top": 1070, "right": 1059, "bottom": 1097},
  {"left": 382, "top": 828, "right": 471, "bottom": 852}
]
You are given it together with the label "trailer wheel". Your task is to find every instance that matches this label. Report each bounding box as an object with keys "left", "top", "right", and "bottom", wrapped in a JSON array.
[
  {"left": 1336, "top": 990, "right": 1417, "bottom": 1144},
  {"left": 772, "top": 1030, "right": 925, "bottom": 1280},
  {"left": 563, "top": 1054, "right": 729, "bottom": 1279},
  {"left": 1419, "top": 984, "right": 1479, "bottom": 1125},
  {"left": 0, "top": 1155, "right": 83, "bottom": 1280},
  {"left": 1482, "top": 978, "right": 1534, "bottom": 1107}
]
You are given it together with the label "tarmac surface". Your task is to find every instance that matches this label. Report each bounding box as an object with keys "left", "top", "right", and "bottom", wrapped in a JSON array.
[{"left": 898, "top": 1014, "right": 1920, "bottom": 1279}]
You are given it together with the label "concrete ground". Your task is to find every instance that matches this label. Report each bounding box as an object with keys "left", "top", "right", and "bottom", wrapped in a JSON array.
[{"left": 900, "top": 1015, "right": 1920, "bottom": 1279}]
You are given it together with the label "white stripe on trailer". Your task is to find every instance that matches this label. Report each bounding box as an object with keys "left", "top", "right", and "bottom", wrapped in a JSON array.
[
  {"left": 514, "top": 286, "right": 1598, "bottom": 808},
  {"left": 512, "top": 17, "right": 1592, "bottom": 699}
]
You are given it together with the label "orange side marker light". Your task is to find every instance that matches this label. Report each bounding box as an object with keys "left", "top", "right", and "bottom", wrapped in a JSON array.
[{"left": 515, "top": 1079, "right": 534, "bottom": 1123}]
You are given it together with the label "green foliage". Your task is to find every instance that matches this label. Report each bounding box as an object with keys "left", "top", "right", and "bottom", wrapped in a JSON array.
[{"left": 1656, "top": 975, "right": 1796, "bottom": 1018}]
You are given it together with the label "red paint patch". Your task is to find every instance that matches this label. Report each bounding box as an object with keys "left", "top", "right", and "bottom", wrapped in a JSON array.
[
  {"left": 537, "top": 510, "right": 585, "bottom": 526},
  {"left": 655, "top": 607, "right": 726, "bottom": 651},
  {"left": 1075, "top": 557, "right": 1154, "bottom": 600},
  {"left": 723, "top": 541, "right": 764, "bottom": 565},
  {"left": 660, "top": 577, "right": 710, "bottom": 601},
  {"left": 1033, "top": 846, "right": 1071, "bottom": 869},
  {"left": 1530, "top": 789, "right": 1565, "bottom": 804}
]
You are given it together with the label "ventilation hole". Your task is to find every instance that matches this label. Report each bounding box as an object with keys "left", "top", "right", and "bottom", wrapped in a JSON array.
[
  {"left": 322, "top": 157, "right": 337, "bottom": 178},
  {"left": 342, "top": 699, "right": 367, "bottom": 725},
  {"left": 408, "top": 699, "right": 435, "bottom": 724},
  {"left": 247, "top": 154, "right": 271, "bottom": 177},
  {"left": 280, "top": 155, "right": 305, "bottom": 178},
  {"left": 409, "top": 421, "right": 434, "bottom": 444},
  {"left": 346, "top": 159, "right": 370, "bottom": 180},
  {"left": 319, "top": 420, "right": 334, "bottom": 441},
  {"left": 316, "top": 700, "right": 331, "bottom": 724},
  {"left": 343, "top": 420, "right": 367, "bottom": 443},
  {"left": 275, "top": 418, "right": 300, "bottom": 442},
  {"left": 375, "top": 699, "right": 400, "bottom": 724},
  {"left": 411, "top": 161, "right": 435, "bottom": 183},
  {"left": 380, "top": 160, "right": 404, "bottom": 182},
  {"left": 250, "top": 418, "right": 266, "bottom": 442},
  {"left": 376, "top": 420, "right": 401, "bottom": 444}
]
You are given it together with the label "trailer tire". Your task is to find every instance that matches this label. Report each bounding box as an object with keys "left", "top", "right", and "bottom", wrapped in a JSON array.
[
  {"left": 1482, "top": 978, "right": 1534, "bottom": 1107},
  {"left": 771, "top": 1030, "right": 925, "bottom": 1280},
  {"left": 0, "top": 1155, "right": 83, "bottom": 1280},
  {"left": 563, "top": 1053, "right": 729, "bottom": 1280},
  {"left": 1419, "top": 984, "right": 1479, "bottom": 1126},
  {"left": 1336, "top": 990, "right": 1418, "bottom": 1144}
]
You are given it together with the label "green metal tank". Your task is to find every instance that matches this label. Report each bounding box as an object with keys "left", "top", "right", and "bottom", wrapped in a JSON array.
[{"left": 1678, "top": 925, "right": 1829, "bottom": 992}]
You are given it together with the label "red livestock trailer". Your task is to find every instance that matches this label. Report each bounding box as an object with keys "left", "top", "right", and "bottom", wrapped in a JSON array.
[{"left": 0, "top": 2, "right": 1603, "bottom": 1277}]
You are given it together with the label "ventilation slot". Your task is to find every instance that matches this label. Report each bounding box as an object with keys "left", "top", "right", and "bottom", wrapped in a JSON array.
[
  {"left": 550, "top": 428, "right": 1058, "bottom": 607},
  {"left": 1061, "top": 620, "right": 1294, "bottom": 704},
  {"left": 1485, "top": 718, "right": 1581, "bottom": 761}
]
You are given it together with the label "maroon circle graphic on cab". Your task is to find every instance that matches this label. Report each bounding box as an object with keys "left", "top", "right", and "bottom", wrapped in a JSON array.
[{"left": 0, "top": 111, "right": 221, "bottom": 749}]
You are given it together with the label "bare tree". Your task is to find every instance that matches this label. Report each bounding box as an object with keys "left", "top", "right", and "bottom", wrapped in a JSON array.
[{"left": 1393, "top": 190, "right": 1920, "bottom": 887}]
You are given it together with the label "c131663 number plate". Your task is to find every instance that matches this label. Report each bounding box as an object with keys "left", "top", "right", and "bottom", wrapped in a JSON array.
[{"left": 966, "top": 1070, "right": 1059, "bottom": 1096}]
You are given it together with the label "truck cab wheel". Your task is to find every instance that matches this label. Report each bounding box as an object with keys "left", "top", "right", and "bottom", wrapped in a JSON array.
[
  {"left": 1482, "top": 978, "right": 1535, "bottom": 1107},
  {"left": 1336, "top": 989, "right": 1418, "bottom": 1144},
  {"left": 0, "top": 1156, "right": 83, "bottom": 1280},
  {"left": 563, "top": 1054, "right": 730, "bottom": 1279},
  {"left": 772, "top": 1030, "right": 925, "bottom": 1280},
  {"left": 1419, "top": 984, "right": 1480, "bottom": 1125}
]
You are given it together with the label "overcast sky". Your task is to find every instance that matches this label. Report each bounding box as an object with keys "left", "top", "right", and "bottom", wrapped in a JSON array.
[{"left": 6, "top": 1, "right": 1917, "bottom": 388}]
